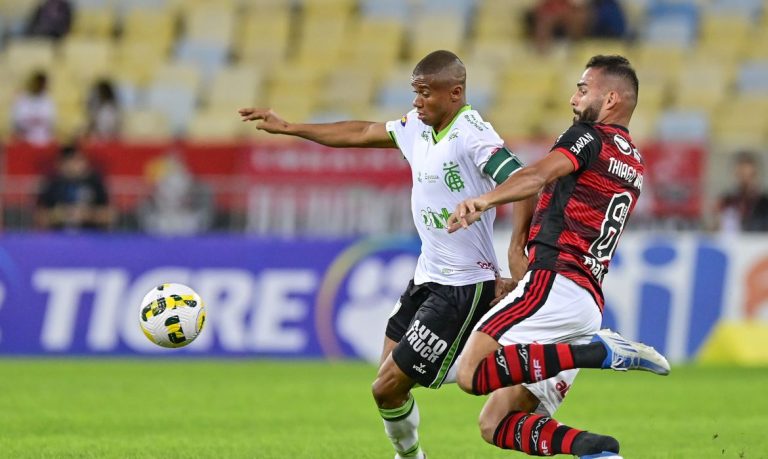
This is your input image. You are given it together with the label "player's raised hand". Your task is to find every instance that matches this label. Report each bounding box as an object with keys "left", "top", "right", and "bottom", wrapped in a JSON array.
[
  {"left": 491, "top": 277, "right": 515, "bottom": 306},
  {"left": 446, "top": 197, "right": 489, "bottom": 233},
  {"left": 238, "top": 108, "right": 290, "bottom": 134}
]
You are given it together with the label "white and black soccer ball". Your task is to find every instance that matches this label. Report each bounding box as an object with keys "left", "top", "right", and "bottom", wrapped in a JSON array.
[{"left": 138, "top": 283, "right": 206, "bottom": 348}]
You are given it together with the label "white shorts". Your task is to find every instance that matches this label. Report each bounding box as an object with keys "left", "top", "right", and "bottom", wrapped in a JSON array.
[{"left": 474, "top": 270, "right": 602, "bottom": 416}]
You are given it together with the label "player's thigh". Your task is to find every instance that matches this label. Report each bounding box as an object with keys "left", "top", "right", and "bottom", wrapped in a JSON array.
[
  {"left": 392, "top": 280, "right": 495, "bottom": 389},
  {"left": 478, "top": 271, "right": 602, "bottom": 415}
]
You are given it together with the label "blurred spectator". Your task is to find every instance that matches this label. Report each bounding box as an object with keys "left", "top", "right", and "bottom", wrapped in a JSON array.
[
  {"left": 526, "top": 0, "right": 627, "bottom": 53},
  {"left": 716, "top": 151, "right": 768, "bottom": 232},
  {"left": 138, "top": 154, "right": 215, "bottom": 235},
  {"left": 85, "top": 79, "right": 122, "bottom": 140},
  {"left": 26, "top": 0, "right": 73, "bottom": 40},
  {"left": 11, "top": 70, "right": 56, "bottom": 146},
  {"left": 36, "top": 145, "right": 113, "bottom": 231}
]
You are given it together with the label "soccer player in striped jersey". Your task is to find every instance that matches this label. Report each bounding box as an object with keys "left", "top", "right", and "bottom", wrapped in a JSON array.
[
  {"left": 447, "top": 55, "right": 669, "bottom": 458},
  {"left": 240, "top": 50, "right": 530, "bottom": 459}
]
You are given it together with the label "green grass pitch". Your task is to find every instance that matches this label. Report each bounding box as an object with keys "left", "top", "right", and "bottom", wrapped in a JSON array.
[{"left": 0, "top": 360, "right": 765, "bottom": 458}]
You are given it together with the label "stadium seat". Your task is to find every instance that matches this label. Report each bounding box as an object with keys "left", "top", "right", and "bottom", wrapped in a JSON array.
[
  {"left": 711, "top": 96, "right": 768, "bottom": 149},
  {"left": 151, "top": 62, "right": 202, "bottom": 95},
  {"left": 175, "top": 39, "right": 229, "bottom": 86},
  {"left": 112, "top": 41, "right": 168, "bottom": 87},
  {"left": 655, "top": 110, "right": 709, "bottom": 142},
  {"left": 59, "top": 37, "right": 115, "bottom": 84},
  {"left": 203, "top": 65, "right": 262, "bottom": 111},
  {"left": 71, "top": 7, "right": 116, "bottom": 38},
  {"left": 342, "top": 18, "right": 404, "bottom": 73},
  {"left": 375, "top": 66, "right": 416, "bottom": 111},
  {"left": 707, "top": 0, "right": 764, "bottom": 17},
  {"left": 121, "top": 7, "right": 176, "bottom": 54},
  {"left": 123, "top": 109, "right": 172, "bottom": 141},
  {"left": 186, "top": 109, "right": 242, "bottom": 141},
  {"left": 359, "top": 0, "right": 411, "bottom": 20},
  {"left": 146, "top": 85, "right": 197, "bottom": 135},
  {"left": 5, "top": 39, "right": 56, "bottom": 81},
  {"left": 422, "top": 0, "right": 477, "bottom": 17},
  {"left": 181, "top": 4, "right": 235, "bottom": 47},
  {"left": 642, "top": 1, "right": 699, "bottom": 48},
  {"left": 236, "top": 8, "right": 292, "bottom": 66},
  {"left": 295, "top": 8, "right": 351, "bottom": 71},
  {"left": 737, "top": 60, "right": 768, "bottom": 94},
  {"left": 486, "top": 106, "right": 542, "bottom": 141},
  {"left": 672, "top": 60, "right": 730, "bottom": 111},
  {"left": 318, "top": 67, "right": 377, "bottom": 114},
  {"left": 0, "top": 0, "right": 37, "bottom": 35},
  {"left": 409, "top": 13, "right": 466, "bottom": 61}
]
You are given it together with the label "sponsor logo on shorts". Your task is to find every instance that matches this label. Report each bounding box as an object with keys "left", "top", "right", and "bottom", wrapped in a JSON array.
[
  {"left": 412, "top": 363, "right": 427, "bottom": 374},
  {"left": 405, "top": 319, "right": 448, "bottom": 363},
  {"left": 555, "top": 380, "right": 570, "bottom": 399}
]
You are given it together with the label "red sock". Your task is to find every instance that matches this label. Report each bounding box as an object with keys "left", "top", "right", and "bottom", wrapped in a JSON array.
[
  {"left": 493, "top": 411, "right": 582, "bottom": 456},
  {"left": 472, "top": 343, "right": 575, "bottom": 395}
]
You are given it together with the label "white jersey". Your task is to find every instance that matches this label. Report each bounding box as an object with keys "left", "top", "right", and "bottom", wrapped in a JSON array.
[{"left": 386, "top": 105, "right": 503, "bottom": 286}]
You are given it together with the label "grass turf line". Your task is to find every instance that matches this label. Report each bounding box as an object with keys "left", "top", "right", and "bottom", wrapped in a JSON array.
[{"left": 0, "top": 360, "right": 765, "bottom": 458}]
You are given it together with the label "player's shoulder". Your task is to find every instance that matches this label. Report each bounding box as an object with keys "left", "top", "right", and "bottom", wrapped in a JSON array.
[
  {"left": 554, "top": 121, "right": 602, "bottom": 145},
  {"left": 455, "top": 108, "right": 502, "bottom": 140}
]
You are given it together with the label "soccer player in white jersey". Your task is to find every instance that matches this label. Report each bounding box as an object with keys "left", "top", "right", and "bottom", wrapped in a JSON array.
[{"left": 240, "top": 50, "right": 529, "bottom": 459}]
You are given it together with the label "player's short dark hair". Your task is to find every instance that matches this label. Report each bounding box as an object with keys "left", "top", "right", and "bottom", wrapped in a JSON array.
[
  {"left": 413, "top": 50, "right": 466, "bottom": 86},
  {"left": 586, "top": 55, "right": 639, "bottom": 97}
]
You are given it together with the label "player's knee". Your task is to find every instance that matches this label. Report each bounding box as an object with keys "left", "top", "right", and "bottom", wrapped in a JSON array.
[
  {"left": 477, "top": 410, "right": 499, "bottom": 444},
  {"left": 371, "top": 377, "right": 391, "bottom": 407},
  {"left": 371, "top": 374, "right": 408, "bottom": 408},
  {"left": 456, "top": 359, "right": 476, "bottom": 394}
]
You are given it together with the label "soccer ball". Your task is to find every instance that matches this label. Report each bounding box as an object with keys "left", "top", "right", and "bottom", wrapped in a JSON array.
[{"left": 138, "top": 283, "right": 206, "bottom": 348}]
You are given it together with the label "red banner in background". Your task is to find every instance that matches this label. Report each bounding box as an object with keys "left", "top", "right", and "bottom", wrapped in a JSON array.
[
  {"left": 1, "top": 139, "right": 706, "bottom": 225},
  {"left": 640, "top": 142, "right": 706, "bottom": 219}
]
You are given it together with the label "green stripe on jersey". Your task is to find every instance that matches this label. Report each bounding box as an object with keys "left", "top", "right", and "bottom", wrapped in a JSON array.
[
  {"left": 388, "top": 130, "right": 400, "bottom": 149},
  {"left": 430, "top": 282, "right": 484, "bottom": 388},
  {"left": 432, "top": 104, "right": 471, "bottom": 143},
  {"left": 484, "top": 146, "right": 524, "bottom": 184}
]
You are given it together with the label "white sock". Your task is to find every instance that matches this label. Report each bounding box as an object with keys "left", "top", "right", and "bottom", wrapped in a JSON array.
[{"left": 380, "top": 396, "right": 425, "bottom": 458}]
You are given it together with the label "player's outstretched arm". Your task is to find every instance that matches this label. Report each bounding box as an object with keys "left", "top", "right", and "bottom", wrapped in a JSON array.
[
  {"left": 238, "top": 107, "right": 396, "bottom": 148},
  {"left": 447, "top": 151, "right": 574, "bottom": 232}
]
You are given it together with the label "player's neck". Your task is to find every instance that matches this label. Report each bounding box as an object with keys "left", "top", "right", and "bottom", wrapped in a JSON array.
[{"left": 433, "top": 103, "right": 470, "bottom": 134}]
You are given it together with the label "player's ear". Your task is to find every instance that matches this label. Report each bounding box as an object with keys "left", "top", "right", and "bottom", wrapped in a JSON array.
[
  {"left": 450, "top": 85, "right": 463, "bottom": 102},
  {"left": 604, "top": 90, "right": 620, "bottom": 110}
]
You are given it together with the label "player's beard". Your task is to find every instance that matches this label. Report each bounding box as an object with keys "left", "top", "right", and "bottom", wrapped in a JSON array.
[{"left": 573, "top": 100, "right": 601, "bottom": 123}]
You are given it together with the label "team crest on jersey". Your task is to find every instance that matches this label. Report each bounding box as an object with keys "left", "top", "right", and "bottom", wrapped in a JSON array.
[
  {"left": 443, "top": 161, "right": 465, "bottom": 192},
  {"left": 400, "top": 115, "right": 407, "bottom": 126},
  {"left": 613, "top": 134, "right": 632, "bottom": 155}
]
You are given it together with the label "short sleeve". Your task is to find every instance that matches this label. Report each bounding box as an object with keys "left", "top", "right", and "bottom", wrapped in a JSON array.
[
  {"left": 550, "top": 122, "right": 602, "bottom": 171},
  {"left": 385, "top": 109, "right": 420, "bottom": 161},
  {"left": 464, "top": 119, "right": 504, "bottom": 172}
]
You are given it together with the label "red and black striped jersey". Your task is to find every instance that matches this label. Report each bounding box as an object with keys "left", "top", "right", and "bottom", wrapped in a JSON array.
[{"left": 527, "top": 122, "right": 644, "bottom": 310}]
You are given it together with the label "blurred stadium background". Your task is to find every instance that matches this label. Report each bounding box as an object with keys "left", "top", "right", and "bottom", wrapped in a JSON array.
[{"left": 1, "top": 0, "right": 767, "bottom": 457}]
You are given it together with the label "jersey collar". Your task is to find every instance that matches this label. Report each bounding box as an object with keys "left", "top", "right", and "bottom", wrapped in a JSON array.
[{"left": 431, "top": 104, "right": 471, "bottom": 143}]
